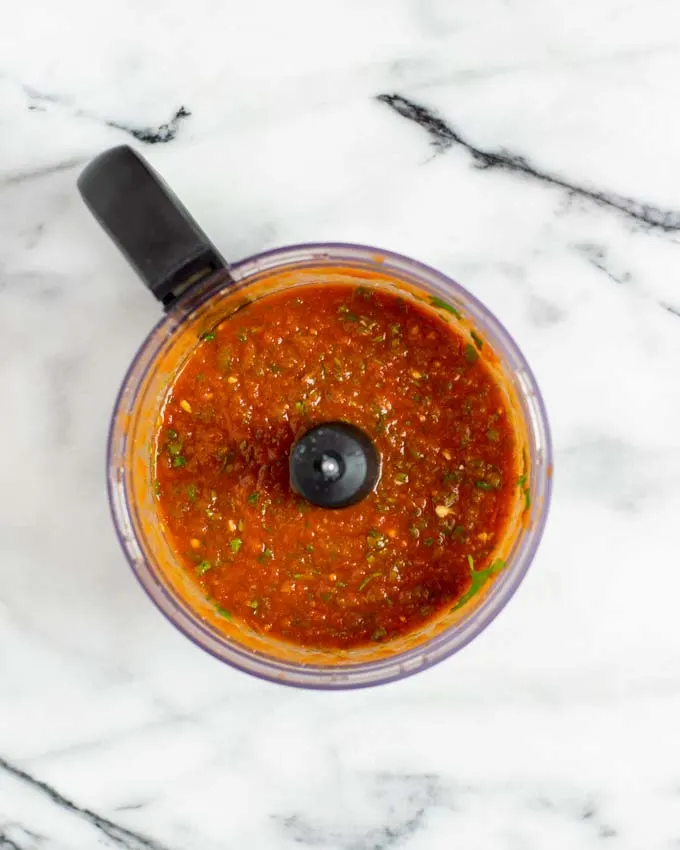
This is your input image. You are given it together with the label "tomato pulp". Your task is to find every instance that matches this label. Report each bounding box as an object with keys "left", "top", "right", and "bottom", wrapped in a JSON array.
[{"left": 154, "top": 283, "right": 517, "bottom": 649}]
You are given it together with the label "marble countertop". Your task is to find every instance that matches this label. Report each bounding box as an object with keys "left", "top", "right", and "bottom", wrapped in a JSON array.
[{"left": 2, "top": 0, "right": 680, "bottom": 847}]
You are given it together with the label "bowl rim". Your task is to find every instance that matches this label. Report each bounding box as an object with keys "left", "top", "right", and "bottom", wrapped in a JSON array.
[{"left": 108, "top": 242, "right": 553, "bottom": 689}]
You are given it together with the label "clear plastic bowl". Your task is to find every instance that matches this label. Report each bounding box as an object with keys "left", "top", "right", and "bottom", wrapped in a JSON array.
[{"left": 108, "top": 243, "right": 552, "bottom": 689}]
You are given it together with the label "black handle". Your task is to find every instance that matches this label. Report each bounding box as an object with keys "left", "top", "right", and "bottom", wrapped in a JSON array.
[
  {"left": 78, "top": 145, "right": 229, "bottom": 309},
  {"left": 290, "top": 422, "right": 380, "bottom": 509}
]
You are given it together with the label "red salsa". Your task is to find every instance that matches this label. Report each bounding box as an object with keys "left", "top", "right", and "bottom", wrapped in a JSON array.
[{"left": 154, "top": 283, "right": 517, "bottom": 648}]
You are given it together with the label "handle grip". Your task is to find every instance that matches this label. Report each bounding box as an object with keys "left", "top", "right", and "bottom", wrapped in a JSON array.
[{"left": 78, "top": 145, "right": 228, "bottom": 309}]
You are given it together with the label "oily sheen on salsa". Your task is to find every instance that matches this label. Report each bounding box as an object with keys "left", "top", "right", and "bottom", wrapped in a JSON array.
[{"left": 154, "top": 284, "right": 516, "bottom": 649}]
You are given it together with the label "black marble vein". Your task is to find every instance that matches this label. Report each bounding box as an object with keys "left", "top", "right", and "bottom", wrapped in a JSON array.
[
  {"left": 22, "top": 85, "right": 190, "bottom": 145},
  {"left": 105, "top": 106, "right": 191, "bottom": 145},
  {"left": 0, "top": 755, "right": 172, "bottom": 850},
  {"left": 376, "top": 93, "right": 680, "bottom": 232},
  {"left": 0, "top": 835, "right": 24, "bottom": 850}
]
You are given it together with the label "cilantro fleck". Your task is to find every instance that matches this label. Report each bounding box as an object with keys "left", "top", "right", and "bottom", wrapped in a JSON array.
[
  {"left": 430, "top": 296, "right": 462, "bottom": 318},
  {"left": 375, "top": 408, "right": 388, "bottom": 434},
  {"left": 215, "top": 605, "right": 232, "bottom": 621},
  {"left": 475, "top": 480, "right": 493, "bottom": 491},
  {"left": 246, "top": 599, "right": 259, "bottom": 609},
  {"left": 465, "top": 343, "right": 479, "bottom": 364},
  {"left": 372, "top": 626, "right": 388, "bottom": 641},
  {"left": 172, "top": 455, "right": 186, "bottom": 468},
  {"left": 248, "top": 492, "right": 259, "bottom": 506},
  {"left": 186, "top": 483, "right": 198, "bottom": 501},
  {"left": 367, "top": 530, "right": 387, "bottom": 551},
  {"left": 153, "top": 480, "right": 161, "bottom": 498},
  {"left": 197, "top": 560, "right": 213, "bottom": 575},
  {"left": 338, "top": 305, "right": 359, "bottom": 322},
  {"left": 359, "top": 572, "right": 381, "bottom": 592},
  {"left": 230, "top": 538, "right": 243, "bottom": 553},
  {"left": 166, "top": 429, "right": 178, "bottom": 441},
  {"left": 452, "top": 557, "right": 507, "bottom": 612},
  {"left": 487, "top": 428, "right": 500, "bottom": 442},
  {"left": 470, "top": 330, "right": 484, "bottom": 350},
  {"left": 200, "top": 330, "right": 216, "bottom": 342}
]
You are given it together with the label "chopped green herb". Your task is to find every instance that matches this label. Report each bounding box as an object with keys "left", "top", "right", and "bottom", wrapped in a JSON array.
[
  {"left": 200, "top": 330, "right": 216, "bottom": 342},
  {"left": 336, "top": 580, "right": 347, "bottom": 588},
  {"left": 395, "top": 472, "right": 409, "bottom": 484},
  {"left": 487, "top": 428, "right": 500, "bottom": 442},
  {"left": 215, "top": 605, "right": 232, "bottom": 621},
  {"left": 465, "top": 344, "right": 479, "bottom": 364},
  {"left": 375, "top": 408, "right": 388, "bottom": 434},
  {"left": 470, "top": 330, "right": 484, "bottom": 350},
  {"left": 359, "top": 572, "right": 381, "bottom": 592},
  {"left": 268, "top": 362, "right": 282, "bottom": 374},
  {"left": 467, "top": 553, "right": 474, "bottom": 570},
  {"left": 153, "top": 479, "right": 161, "bottom": 497},
  {"left": 197, "top": 560, "right": 213, "bottom": 575},
  {"left": 517, "top": 474, "right": 527, "bottom": 488},
  {"left": 166, "top": 429, "right": 178, "bottom": 441},
  {"left": 452, "top": 557, "right": 507, "bottom": 612},
  {"left": 338, "top": 305, "right": 359, "bottom": 322},
  {"left": 168, "top": 441, "right": 183, "bottom": 456},
  {"left": 186, "top": 483, "right": 198, "bottom": 501},
  {"left": 475, "top": 480, "right": 492, "bottom": 491},
  {"left": 372, "top": 626, "right": 388, "bottom": 641},
  {"left": 246, "top": 599, "right": 259, "bottom": 609},
  {"left": 355, "top": 286, "right": 373, "bottom": 300},
  {"left": 423, "top": 537, "right": 434, "bottom": 547},
  {"left": 367, "top": 529, "right": 388, "bottom": 551},
  {"left": 320, "top": 591, "right": 333, "bottom": 603},
  {"left": 452, "top": 525, "right": 466, "bottom": 541},
  {"left": 172, "top": 455, "right": 186, "bottom": 468},
  {"left": 294, "top": 400, "right": 306, "bottom": 415},
  {"left": 248, "top": 492, "right": 259, "bottom": 506},
  {"left": 259, "top": 547, "right": 273, "bottom": 560},
  {"left": 430, "top": 296, "right": 462, "bottom": 318},
  {"left": 230, "top": 538, "right": 243, "bottom": 553},
  {"left": 409, "top": 525, "right": 420, "bottom": 539},
  {"left": 305, "top": 544, "right": 314, "bottom": 553},
  {"left": 236, "top": 330, "right": 248, "bottom": 343},
  {"left": 524, "top": 489, "right": 531, "bottom": 510}
]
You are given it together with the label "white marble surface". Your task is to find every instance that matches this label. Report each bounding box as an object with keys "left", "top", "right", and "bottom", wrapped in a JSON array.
[{"left": 2, "top": 0, "right": 680, "bottom": 846}]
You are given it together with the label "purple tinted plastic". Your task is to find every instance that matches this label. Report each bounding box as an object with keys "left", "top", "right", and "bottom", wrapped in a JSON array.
[{"left": 108, "top": 243, "right": 552, "bottom": 689}]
